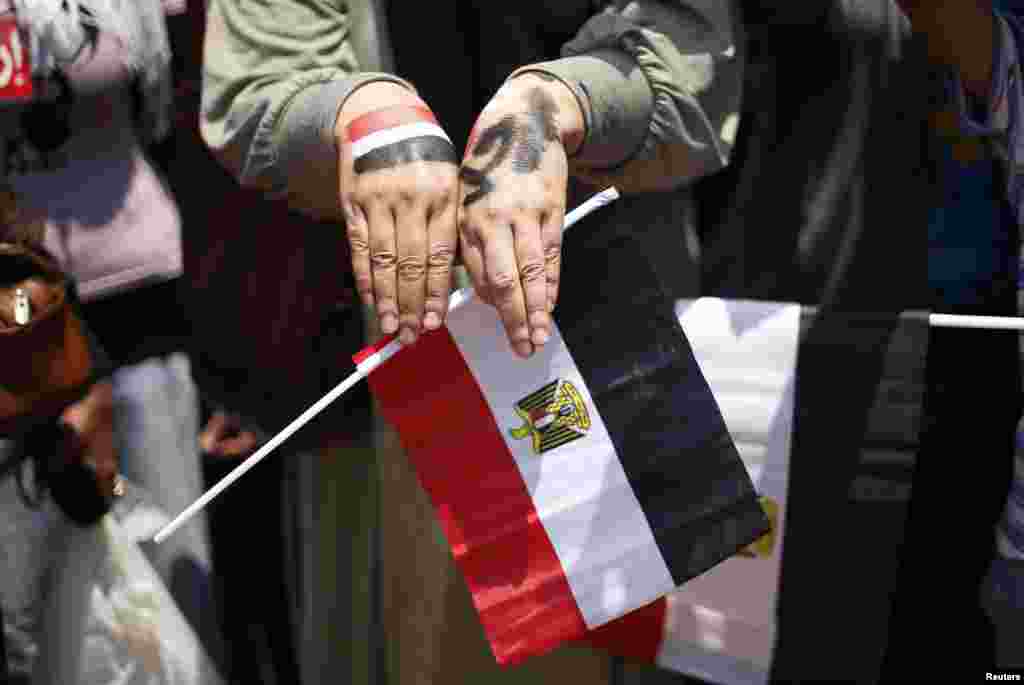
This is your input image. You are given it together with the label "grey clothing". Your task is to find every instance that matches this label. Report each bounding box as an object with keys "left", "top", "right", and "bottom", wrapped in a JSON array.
[
  {"left": 0, "top": 353, "right": 223, "bottom": 683},
  {"left": 200, "top": 0, "right": 744, "bottom": 220},
  {"left": 110, "top": 354, "right": 223, "bottom": 672}
]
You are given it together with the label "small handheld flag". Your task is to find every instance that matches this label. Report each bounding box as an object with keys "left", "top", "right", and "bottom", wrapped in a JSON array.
[
  {"left": 357, "top": 214, "right": 771, "bottom": 664},
  {"left": 152, "top": 188, "right": 622, "bottom": 545}
]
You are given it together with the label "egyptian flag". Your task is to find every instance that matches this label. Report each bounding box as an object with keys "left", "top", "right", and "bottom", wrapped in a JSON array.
[
  {"left": 589, "top": 304, "right": 930, "bottom": 685},
  {"left": 354, "top": 228, "right": 770, "bottom": 665},
  {"left": 347, "top": 105, "right": 454, "bottom": 174}
]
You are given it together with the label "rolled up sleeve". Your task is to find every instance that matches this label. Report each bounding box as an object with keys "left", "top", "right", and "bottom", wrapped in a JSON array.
[
  {"left": 512, "top": 0, "right": 744, "bottom": 193},
  {"left": 200, "top": 0, "right": 414, "bottom": 220}
]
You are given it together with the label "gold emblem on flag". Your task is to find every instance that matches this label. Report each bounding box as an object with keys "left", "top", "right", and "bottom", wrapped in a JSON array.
[
  {"left": 509, "top": 379, "right": 591, "bottom": 455},
  {"left": 737, "top": 496, "right": 779, "bottom": 559}
]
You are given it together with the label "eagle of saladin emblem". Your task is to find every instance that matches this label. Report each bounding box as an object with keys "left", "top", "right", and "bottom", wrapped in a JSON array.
[
  {"left": 737, "top": 496, "right": 779, "bottom": 559},
  {"left": 509, "top": 379, "right": 591, "bottom": 455}
]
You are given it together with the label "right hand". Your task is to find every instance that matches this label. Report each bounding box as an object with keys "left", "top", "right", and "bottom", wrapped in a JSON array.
[{"left": 337, "top": 82, "right": 459, "bottom": 344}]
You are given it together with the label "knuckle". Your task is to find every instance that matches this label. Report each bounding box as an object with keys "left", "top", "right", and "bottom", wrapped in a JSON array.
[
  {"left": 519, "top": 260, "right": 546, "bottom": 283},
  {"left": 348, "top": 234, "right": 370, "bottom": 254},
  {"left": 370, "top": 250, "right": 398, "bottom": 271},
  {"left": 427, "top": 241, "right": 455, "bottom": 269},
  {"left": 543, "top": 242, "right": 561, "bottom": 263},
  {"left": 396, "top": 255, "right": 427, "bottom": 282},
  {"left": 489, "top": 270, "right": 518, "bottom": 293}
]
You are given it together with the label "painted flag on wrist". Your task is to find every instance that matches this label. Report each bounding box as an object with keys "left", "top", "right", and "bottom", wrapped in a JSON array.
[
  {"left": 346, "top": 104, "right": 454, "bottom": 174},
  {"left": 354, "top": 229, "right": 769, "bottom": 665}
]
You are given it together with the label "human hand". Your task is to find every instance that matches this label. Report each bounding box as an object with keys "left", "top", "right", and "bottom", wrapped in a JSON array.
[
  {"left": 199, "top": 410, "right": 260, "bottom": 459},
  {"left": 337, "top": 82, "right": 459, "bottom": 345},
  {"left": 60, "top": 380, "right": 119, "bottom": 500},
  {"left": 457, "top": 74, "right": 584, "bottom": 358}
]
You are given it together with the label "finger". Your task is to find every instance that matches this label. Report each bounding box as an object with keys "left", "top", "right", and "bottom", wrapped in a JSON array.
[
  {"left": 540, "top": 206, "right": 564, "bottom": 314},
  {"left": 216, "top": 433, "right": 258, "bottom": 459},
  {"left": 424, "top": 196, "right": 457, "bottom": 331},
  {"left": 366, "top": 201, "right": 399, "bottom": 335},
  {"left": 199, "top": 412, "right": 228, "bottom": 453},
  {"left": 459, "top": 223, "right": 490, "bottom": 304},
  {"left": 344, "top": 201, "right": 374, "bottom": 308},
  {"left": 395, "top": 202, "right": 428, "bottom": 344},
  {"left": 482, "top": 223, "right": 533, "bottom": 358},
  {"left": 513, "top": 217, "right": 551, "bottom": 348}
]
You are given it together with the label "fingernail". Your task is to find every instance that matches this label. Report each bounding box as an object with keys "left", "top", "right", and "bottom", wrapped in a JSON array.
[
  {"left": 400, "top": 327, "right": 418, "bottom": 345},
  {"left": 423, "top": 312, "right": 441, "bottom": 330},
  {"left": 381, "top": 314, "right": 398, "bottom": 335},
  {"left": 514, "top": 341, "right": 534, "bottom": 358},
  {"left": 532, "top": 328, "right": 549, "bottom": 346}
]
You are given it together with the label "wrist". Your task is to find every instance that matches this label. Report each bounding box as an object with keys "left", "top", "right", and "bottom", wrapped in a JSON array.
[
  {"left": 498, "top": 73, "right": 585, "bottom": 156},
  {"left": 335, "top": 80, "right": 423, "bottom": 144}
]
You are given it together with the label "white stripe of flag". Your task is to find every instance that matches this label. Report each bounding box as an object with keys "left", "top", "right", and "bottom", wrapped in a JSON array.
[{"left": 350, "top": 121, "right": 452, "bottom": 160}]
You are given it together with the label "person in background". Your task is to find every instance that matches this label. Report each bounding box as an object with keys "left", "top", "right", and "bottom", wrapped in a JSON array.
[
  {"left": 201, "top": 0, "right": 742, "bottom": 355},
  {"left": 200, "top": 1, "right": 743, "bottom": 682},
  {"left": 896, "top": 0, "right": 1024, "bottom": 670},
  {"left": 0, "top": 0, "right": 224, "bottom": 670},
  {"left": 0, "top": 214, "right": 117, "bottom": 681},
  {"left": 0, "top": 380, "right": 119, "bottom": 684}
]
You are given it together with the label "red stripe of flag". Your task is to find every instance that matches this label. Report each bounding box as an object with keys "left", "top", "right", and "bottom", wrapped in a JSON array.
[
  {"left": 346, "top": 104, "right": 439, "bottom": 143},
  {"left": 585, "top": 597, "right": 667, "bottom": 663},
  {"left": 357, "top": 328, "right": 588, "bottom": 664},
  {"left": 353, "top": 334, "right": 398, "bottom": 366}
]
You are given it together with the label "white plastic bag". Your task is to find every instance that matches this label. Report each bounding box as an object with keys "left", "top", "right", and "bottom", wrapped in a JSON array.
[{"left": 34, "top": 485, "right": 223, "bottom": 685}]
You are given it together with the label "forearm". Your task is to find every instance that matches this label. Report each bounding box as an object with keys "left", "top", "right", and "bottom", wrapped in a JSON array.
[
  {"left": 506, "top": 0, "right": 744, "bottom": 193},
  {"left": 512, "top": 50, "right": 651, "bottom": 171},
  {"left": 199, "top": 0, "right": 416, "bottom": 220}
]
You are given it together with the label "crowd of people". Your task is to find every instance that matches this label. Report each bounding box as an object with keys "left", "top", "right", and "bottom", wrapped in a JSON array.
[{"left": 0, "top": 0, "right": 1022, "bottom": 683}]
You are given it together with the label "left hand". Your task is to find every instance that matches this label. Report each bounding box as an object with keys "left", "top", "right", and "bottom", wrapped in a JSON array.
[{"left": 458, "top": 74, "right": 584, "bottom": 358}]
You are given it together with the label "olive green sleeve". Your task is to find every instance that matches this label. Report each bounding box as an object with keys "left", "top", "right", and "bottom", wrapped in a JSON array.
[
  {"left": 512, "top": 0, "right": 744, "bottom": 193},
  {"left": 200, "top": 0, "right": 415, "bottom": 220}
]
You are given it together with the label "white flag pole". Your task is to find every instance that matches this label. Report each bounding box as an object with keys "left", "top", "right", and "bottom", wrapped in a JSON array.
[
  {"left": 153, "top": 187, "right": 622, "bottom": 545},
  {"left": 928, "top": 313, "right": 1024, "bottom": 330}
]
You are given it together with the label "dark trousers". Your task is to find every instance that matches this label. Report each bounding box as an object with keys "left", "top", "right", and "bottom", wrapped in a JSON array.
[{"left": 883, "top": 322, "right": 1020, "bottom": 678}]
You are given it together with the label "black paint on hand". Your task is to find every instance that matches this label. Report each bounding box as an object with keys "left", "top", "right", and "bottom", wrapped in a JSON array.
[
  {"left": 353, "top": 136, "right": 457, "bottom": 175},
  {"left": 460, "top": 87, "right": 560, "bottom": 207}
]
